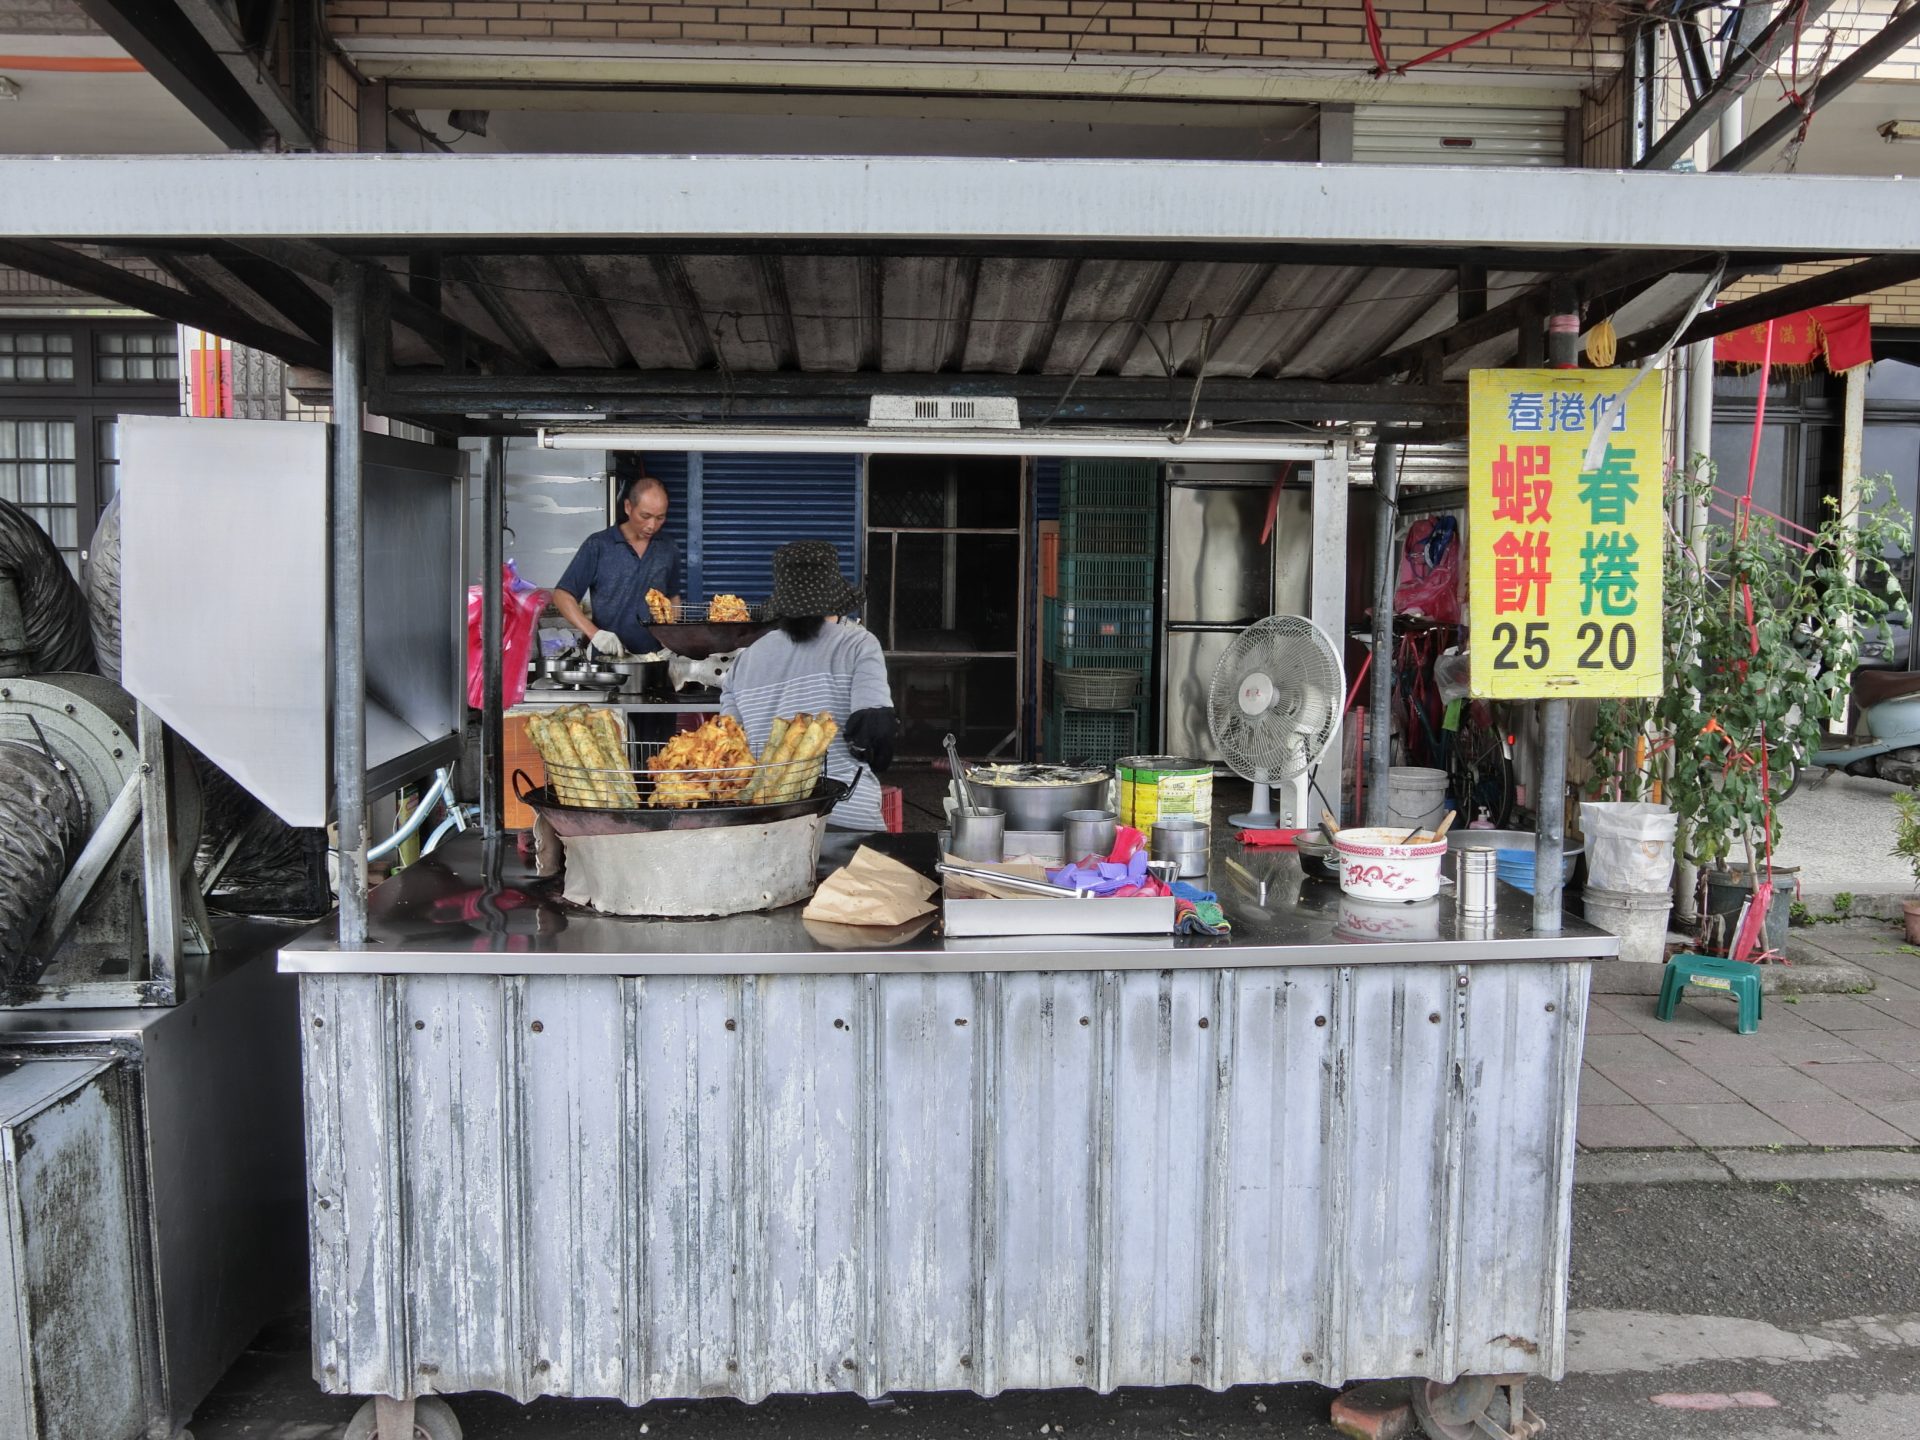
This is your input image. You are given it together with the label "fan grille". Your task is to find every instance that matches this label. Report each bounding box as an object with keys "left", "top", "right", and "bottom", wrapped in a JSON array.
[{"left": 1207, "top": 615, "right": 1344, "bottom": 783}]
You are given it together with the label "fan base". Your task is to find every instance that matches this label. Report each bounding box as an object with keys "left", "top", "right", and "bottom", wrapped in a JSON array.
[{"left": 1230, "top": 809, "right": 1283, "bottom": 830}]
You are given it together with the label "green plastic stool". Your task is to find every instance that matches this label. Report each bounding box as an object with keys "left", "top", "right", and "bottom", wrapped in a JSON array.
[{"left": 1656, "top": 953, "right": 1763, "bottom": 1035}]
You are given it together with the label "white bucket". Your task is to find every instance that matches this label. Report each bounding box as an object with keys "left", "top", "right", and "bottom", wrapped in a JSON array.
[
  {"left": 1583, "top": 885, "right": 1673, "bottom": 965},
  {"left": 1333, "top": 826, "right": 1448, "bottom": 902},
  {"left": 1386, "top": 766, "right": 1449, "bottom": 831}
]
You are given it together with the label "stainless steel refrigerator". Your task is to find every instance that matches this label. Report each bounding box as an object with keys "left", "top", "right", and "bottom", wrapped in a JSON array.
[{"left": 1159, "top": 462, "right": 1313, "bottom": 761}]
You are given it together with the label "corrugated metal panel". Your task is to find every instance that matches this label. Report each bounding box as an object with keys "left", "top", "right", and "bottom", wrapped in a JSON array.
[
  {"left": 1033, "top": 457, "right": 1060, "bottom": 521},
  {"left": 1353, "top": 105, "right": 1568, "bottom": 168},
  {"left": 1353, "top": 440, "right": 1469, "bottom": 490},
  {"left": 695, "top": 453, "right": 860, "bottom": 602},
  {"left": 301, "top": 959, "right": 1586, "bottom": 1406}
]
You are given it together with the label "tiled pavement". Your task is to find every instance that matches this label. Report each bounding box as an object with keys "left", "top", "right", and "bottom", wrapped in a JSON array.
[{"left": 1578, "top": 918, "right": 1920, "bottom": 1151}]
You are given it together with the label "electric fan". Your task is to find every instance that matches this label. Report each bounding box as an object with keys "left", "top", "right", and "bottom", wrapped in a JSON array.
[{"left": 1207, "top": 614, "right": 1345, "bottom": 830}]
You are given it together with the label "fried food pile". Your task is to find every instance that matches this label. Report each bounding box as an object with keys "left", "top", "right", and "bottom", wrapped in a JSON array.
[
  {"left": 748, "top": 712, "right": 839, "bottom": 803},
  {"left": 525, "top": 706, "right": 840, "bottom": 812},
  {"left": 648, "top": 715, "right": 755, "bottom": 808},
  {"left": 645, "top": 589, "right": 675, "bottom": 624},
  {"left": 526, "top": 706, "right": 641, "bottom": 809},
  {"left": 709, "top": 593, "right": 752, "bottom": 622}
]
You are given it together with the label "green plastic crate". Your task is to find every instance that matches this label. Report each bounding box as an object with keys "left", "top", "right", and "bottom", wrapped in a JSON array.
[
  {"left": 1062, "top": 507, "right": 1158, "bottom": 558},
  {"left": 1058, "top": 553, "right": 1157, "bottom": 604},
  {"left": 1048, "top": 702, "right": 1140, "bottom": 768},
  {"left": 1056, "top": 601, "right": 1155, "bottom": 652},
  {"left": 1060, "top": 459, "right": 1161, "bottom": 513}
]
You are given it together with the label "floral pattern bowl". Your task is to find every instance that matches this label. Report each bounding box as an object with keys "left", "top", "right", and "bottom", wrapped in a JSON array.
[{"left": 1331, "top": 826, "right": 1448, "bottom": 903}]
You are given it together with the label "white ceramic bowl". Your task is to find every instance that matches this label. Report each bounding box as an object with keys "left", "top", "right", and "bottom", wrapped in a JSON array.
[{"left": 1332, "top": 826, "right": 1448, "bottom": 903}]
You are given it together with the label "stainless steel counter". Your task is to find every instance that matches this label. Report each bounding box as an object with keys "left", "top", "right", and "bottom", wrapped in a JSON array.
[{"left": 280, "top": 830, "right": 1617, "bottom": 974}]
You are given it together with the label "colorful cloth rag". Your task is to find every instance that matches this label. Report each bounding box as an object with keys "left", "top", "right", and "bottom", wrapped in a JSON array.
[{"left": 1171, "top": 881, "right": 1230, "bottom": 936}]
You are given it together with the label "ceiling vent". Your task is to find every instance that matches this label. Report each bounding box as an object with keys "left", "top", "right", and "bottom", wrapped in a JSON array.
[{"left": 868, "top": 395, "right": 1021, "bottom": 429}]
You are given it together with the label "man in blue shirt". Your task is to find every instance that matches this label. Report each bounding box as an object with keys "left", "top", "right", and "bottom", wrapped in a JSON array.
[{"left": 552, "top": 472, "right": 681, "bottom": 655}]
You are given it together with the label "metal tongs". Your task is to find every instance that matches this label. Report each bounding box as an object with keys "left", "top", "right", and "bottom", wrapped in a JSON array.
[
  {"left": 943, "top": 732, "right": 980, "bottom": 816},
  {"left": 936, "top": 861, "right": 1093, "bottom": 899}
]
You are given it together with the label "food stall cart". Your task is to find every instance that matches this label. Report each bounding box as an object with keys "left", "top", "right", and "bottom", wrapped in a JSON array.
[
  {"left": 282, "top": 826, "right": 1606, "bottom": 1440},
  {"left": 24, "top": 149, "right": 1898, "bottom": 1440}
]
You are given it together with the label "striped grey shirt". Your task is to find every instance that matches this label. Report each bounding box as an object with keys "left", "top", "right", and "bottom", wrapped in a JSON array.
[{"left": 721, "top": 621, "right": 893, "bottom": 831}]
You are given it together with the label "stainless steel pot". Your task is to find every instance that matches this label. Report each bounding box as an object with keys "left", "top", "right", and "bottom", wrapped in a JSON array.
[{"left": 963, "top": 770, "right": 1111, "bottom": 832}]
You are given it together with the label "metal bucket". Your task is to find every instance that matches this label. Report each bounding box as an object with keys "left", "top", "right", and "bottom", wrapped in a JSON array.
[
  {"left": 1582, "top": 885, "right": 1673, "bottom": 965},
  {"left": 1116, "top": 755, "right": 1213, "bottom": 830}
]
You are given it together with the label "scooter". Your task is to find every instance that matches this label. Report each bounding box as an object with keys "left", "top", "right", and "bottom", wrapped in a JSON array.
[{"left": 1805, "top": 668, "right": 1920, "bottom": 786}]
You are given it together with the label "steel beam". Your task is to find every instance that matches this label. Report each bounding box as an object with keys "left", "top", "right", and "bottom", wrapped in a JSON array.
[
  {"left": 549, "top": 255, "right": 634, "bottom": 370},
  {"left": 1715, "top": 5, "right": 1920, "bottom": 173},
  {"left": 447, "top": 258, "right": 549, "bottom": 369},
  {"left": 0, "top": 239, "right": 327, "bottom": 369},
  {"left": 68, "top": 0, "right": 267, "bottom": 149},
  {"left": 333, "top": 264, "right": 369, "bottom": 947},
  {"left": 1615, "top": 253, "right": 1920, "bottom": 362},
  {"left": 235, "top": 239, "right": 510, "bottom": 368},
  {"left": 1636, "top": 0, "right": 1839, "bottom": 170},
  {"left": 171, "top": 0, "right": 316, "bottom": 148},
  {"left": 9, "top": 155, "right": 1920, "bottom": 257},
  {"left": 1339, "top": 249, "right": 1709, "bottom": 382}
]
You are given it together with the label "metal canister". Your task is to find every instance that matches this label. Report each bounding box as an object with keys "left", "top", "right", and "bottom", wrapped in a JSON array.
[
  {"left": 1151, "top": 819, "right": 1210, "bottom": 879},
  {"left": 1117, "top": 756, "right": 1213, "bottom": 831},
  {"left": 1457, "top": 847, "right": 1497, "bottom": 920}
]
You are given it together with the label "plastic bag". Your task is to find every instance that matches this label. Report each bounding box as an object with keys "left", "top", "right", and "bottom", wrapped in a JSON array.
[
  {"left": 466, "top": 560, "right": 549, "bottom": 711},
  {"left": 1396, "top": 515, "right": 1462, "bottom": 623},
  {"left": 1434, "top": 646, "right": 1472, "bottom": 705},
  {"left": 1579, "top": 801, "right": 1677, "bottom": 894}
]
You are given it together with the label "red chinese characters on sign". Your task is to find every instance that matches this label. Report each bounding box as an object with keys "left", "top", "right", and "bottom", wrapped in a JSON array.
[{"left": 1490, "top": 444, "right": 1552, "bottom": 617}]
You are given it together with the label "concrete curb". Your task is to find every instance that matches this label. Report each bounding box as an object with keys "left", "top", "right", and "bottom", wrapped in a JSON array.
[
  {"left": 1589, "top": 937, "right": 1876, "bottom": 996},
  {"left": 1796, "top": 890, "right": 1911, "bottom": 922},
  {"left": 1577, "top": 1146, "right": 1920, "bottom": 1186}
]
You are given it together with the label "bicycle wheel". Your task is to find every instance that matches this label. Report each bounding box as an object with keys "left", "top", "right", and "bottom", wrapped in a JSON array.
[{"left": 1448, "top": 705, "right": 1516, "bottom": 829}]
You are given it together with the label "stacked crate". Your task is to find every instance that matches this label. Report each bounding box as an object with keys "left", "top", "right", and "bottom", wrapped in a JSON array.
[{"left": 1044, "top": 460, "right": 1158, "bottom": 766}]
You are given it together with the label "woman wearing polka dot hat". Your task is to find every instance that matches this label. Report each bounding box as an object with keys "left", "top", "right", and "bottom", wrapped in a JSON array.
[{"left": 720, "top": 541, "right": 896, "bottom": 831}]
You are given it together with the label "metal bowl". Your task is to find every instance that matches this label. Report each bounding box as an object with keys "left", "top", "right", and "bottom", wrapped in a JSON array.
[{"left": 963, "top": 769, "right": 1111, "bottom": 832}]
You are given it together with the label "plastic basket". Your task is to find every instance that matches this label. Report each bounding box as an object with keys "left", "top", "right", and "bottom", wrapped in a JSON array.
[
  {"left": 1054, "top": 667, "right": 1141, "bottom": 709},
  {"left": 1058, "top": 554, "right": 1156, "bottom": 604},
  {"left": 1050, "top": 703, "right": 1140, "bottom": 768},
  {"left": 1056, "top": 601, "right": 1155, "bottom": 652},
  {"left": 1060, "top": 460, "right": 1161, "bottom": 513},
  {"left": 1062, "top": 508, "right": 1157, "bottom": 557},
  {"left": 1054, "top": 648, "right": 1152, "bottom": 677}
]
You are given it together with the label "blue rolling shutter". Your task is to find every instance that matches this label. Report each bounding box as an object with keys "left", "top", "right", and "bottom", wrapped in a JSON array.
[
  {"left": 693, "top": 453, "right": 862, "bottom": 605},
  {"left": 1033, "top": 457, "right": 1060, "bottom": 521},
  {"left": 639, "top": 451, "right": 691, "bottom": 585}
]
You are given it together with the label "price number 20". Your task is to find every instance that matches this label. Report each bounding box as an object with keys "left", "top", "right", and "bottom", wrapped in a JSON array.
[{"left": 1489, "top": 621, "right": 1638, "bottom": 672}]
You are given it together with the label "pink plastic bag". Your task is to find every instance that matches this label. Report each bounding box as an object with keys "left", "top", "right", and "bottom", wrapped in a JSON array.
[
  {"left": 1396, "top": 515, "right": 1462, "bottom": 623},
  {"left": 466, "top": 561, "right": 549, "bottom": 711}
]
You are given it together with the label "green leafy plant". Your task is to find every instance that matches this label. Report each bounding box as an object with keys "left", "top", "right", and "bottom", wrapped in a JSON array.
[
  {"left": 1591, "top": 455, "right": 1910, "bottom": 876},
  {"left": 1891, "top": 790, "right": 1920, "bottom": 891}
]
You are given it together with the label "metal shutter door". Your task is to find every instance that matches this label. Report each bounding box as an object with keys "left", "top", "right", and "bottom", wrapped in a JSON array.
[
  {"left": 695, "top": 452, "right": 861, "bottom": 603},
  {"left": 1352, "top": 104, "right": 1568, "bottom": 167}
]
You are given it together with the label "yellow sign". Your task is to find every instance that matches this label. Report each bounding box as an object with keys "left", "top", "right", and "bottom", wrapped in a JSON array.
[{"left": 1467, "top": 369, "right": 1664, "bottom": 699}]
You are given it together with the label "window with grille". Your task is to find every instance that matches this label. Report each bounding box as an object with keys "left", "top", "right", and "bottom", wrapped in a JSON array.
[
  {"left": 0, "top": 332, "right": 76, "bottom": 383},
  {"left": 0, "top": 419, "right": 80, "bottom": 573},
  {"left": 96, "top": 330, "right": 179, "bottom": 383}
]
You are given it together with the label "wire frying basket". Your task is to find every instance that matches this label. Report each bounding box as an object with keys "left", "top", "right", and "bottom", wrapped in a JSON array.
[
  {"left": 544, "top": 736, "right": 827, "bottom": 811},
  {"left": 648, "top": 597, "right": 766, "bottom": 625}
]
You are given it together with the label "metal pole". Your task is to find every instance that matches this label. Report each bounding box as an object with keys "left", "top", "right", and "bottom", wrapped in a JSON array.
[
  {"left": 332, "top": 263, "right": 368, "bottom": 946},
  {"left": 481, "top": 435, "right": 506, "bottom": 838},
  {"left": 1534, "top": 292, "right": 1579, "bottom": 933},
  {"left": 1366, "top": 439, "right": 1399, "bottom": 826}
]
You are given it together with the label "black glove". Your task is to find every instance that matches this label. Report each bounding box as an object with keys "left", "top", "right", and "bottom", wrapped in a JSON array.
[{"left": 845, "top": 706, "right": 897, "bottom": 773}]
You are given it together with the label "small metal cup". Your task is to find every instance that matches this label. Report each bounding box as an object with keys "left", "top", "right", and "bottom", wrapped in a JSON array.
[
  {"left": 1456, "top": 847, "right": 1497, "bottom": 920},
  {"left": 1062, "top": 808, "right": 1118, "bottom": 861},
  {"left": 950, "top": 808, "right": 1007, "bottom": 864}
]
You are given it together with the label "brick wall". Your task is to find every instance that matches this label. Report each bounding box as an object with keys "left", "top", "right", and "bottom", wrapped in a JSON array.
[
  {"left": 325, "top": 0, "right": 1624, "bottom": 68},
  {"left": 1723, "top": 263, "right": 1920, "bottom": 330}
]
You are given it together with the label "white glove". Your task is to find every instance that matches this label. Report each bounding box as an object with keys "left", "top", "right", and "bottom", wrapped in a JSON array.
[{"left": 588, "top": 628, "right": 626, "bottom": 657}]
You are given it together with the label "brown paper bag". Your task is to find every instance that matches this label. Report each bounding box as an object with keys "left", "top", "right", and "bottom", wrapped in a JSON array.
[{"left": 803, "top": 846, "right": 939, "bottom": 925}]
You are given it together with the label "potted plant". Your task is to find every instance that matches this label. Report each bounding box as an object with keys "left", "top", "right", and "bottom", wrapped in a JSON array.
[
  {"left": 1591, "top": 455, "right": 1910, "bottom": 952},
  {"left": 1892, "top": 790, "right": 1920, "bottom": 944}
]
